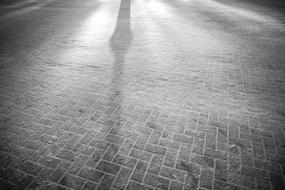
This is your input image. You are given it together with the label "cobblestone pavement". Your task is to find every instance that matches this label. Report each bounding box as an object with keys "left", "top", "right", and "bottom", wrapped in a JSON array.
[{"left": 0, "top": 0, "right": 285, "bottom": 189}]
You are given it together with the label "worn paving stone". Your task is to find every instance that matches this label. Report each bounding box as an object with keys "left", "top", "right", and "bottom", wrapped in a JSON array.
[
  {"left": 144, "top": 143, "right": 167, "bottom": 156},
  {"left": 78, "top": 167, "right": 104, "bottom": 183},
  {"left": 113, "top": 153, "right": 137, "bottom": 168},
  {"left": 160, "top": 166, "right": 186, "bottom": 183},
  {"left": 38, "top": 156, "right": 61, "bottom": 169},
  {"left": 147, "top": 155, "right": 164, "bottom": 175},
  {"left": 68, "top": 154, "right": 89, "bottom": 175},
  {"left": 129, "top": 148, "right": 152, "bottom": 161},
  {"left": 131, "top": 160, "right": 148, "bottom": 183},
  {"left": 60, "top": 173, "right": 86, "bottom": 190},
  {"left": 97, "top": 174, "right": 115, "bottom": 190},
  {"left": 96, "top": 160, "right": 121, "bottom": 175},
  {"left": 127, "top": 181, "right": 153, "bottom": 190},
  {"left": 82, "top": 181, "right": 98, "bottom": 190},
  {"left": 49, "top": 168, "right": 66, "bottom": 183},
  {"left": 164, "top": 148, "right": 179, "bottom": 168},
  {"left": 200, "top": 167, "right": 214, "bottom": 189},
  {"left": 19, "top": 161, "right": 43, "bottom": 176},
  {"left": 113, "top": 167, "right": 132, "bottom": 189},
  {"left": 103, "top": 143, "right": 120, "bottom": 161},
  {"left": 56, "top": 149, "right": 78, "bottom": 162},
  {"left": 144, "top": 173, "right": 170, "bottom": 189},
  {"left": 86, "top": 149, "right": 106, "bottom": 168}
]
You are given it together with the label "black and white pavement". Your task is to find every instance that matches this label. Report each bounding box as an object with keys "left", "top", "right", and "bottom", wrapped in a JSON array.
[{"left": 0, "top": 0, "right": 285, "bottom": 189}]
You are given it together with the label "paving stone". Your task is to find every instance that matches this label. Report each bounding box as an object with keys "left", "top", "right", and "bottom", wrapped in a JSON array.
[
  {"left": 204, "top": 148, "right": 227, "bottom": 160},
  {"left": 80, "top": 131, "right": 98, "bottom": 145},
  {"left": 58, "top": 160, "right": 72, "bottom": 170},
  {"left": 39, "top": 156, "right": 61, "bottom": 169},
  {"left": 17, "top": 174, "right": 34, "bottom": 189},
  {"left": 191, "top": 153, "right": 215, "bottom": 168},
  {"left": 89, "top": 139, "right": 110, "bottom": 150},
  {"left": 68, "top": 154, "right": 89, "bottom": 175},
  {"left": 129, "top": 148, "right": 152, "bottom": 161},
  {"left": 184, "top": 129, "right": 205, "bottom": 139},
  {"left": 145, "top": 122, "right": 163, "bottom": 130},
  {"left": 164, "top": 148, "right": 179, "bottom": 168},
  {"left": 60, "top": 174, "right": 86, "bottom": 190},
  {"left": 229, "top": 125, "right": 239, "bottom": 138},
  {"left": 131, "top": 160, "right": 148, "bottom": 183},
  {"left": 185, "top": 173, "right": 199, "bottom": 190},
  {"left": 113, "top": 154, "right": 137, "bottom": 168},
  {"left": 97, "top": 174, "right": 115, "bottom": 190},
  {"left": 79, "top": 167, "right": 104, "bottom": 183},
  {"left": 254, "top": 158, "right": 281, "bottom": 173},
  {"left": 178, "top": 144, "right": 192, "bottom": 161},
  {"left": 175, "top": 160, "right": 200, "bottom": 175},
  {"left": 131, "top": 169, "right": 145, "bottom": 183},
  {"left": 22, "top": 140, "right": 42, "bottom": 151},
  {"left": 200, "top": 167, "right": 214, "bottom": 189},
  {"left": 1, "top": 167, "right": 25, "bottom": 184},
  {"left": 19, "top": 161, "right": 43, "bottom": 176},
  {"left": 205, "top": 133, "right": 216, "bottom": 150},
  {"left": 113, "top": 167, "right": 132, "bottom": 189},
  {"left": 86, "top": 149, "right": 106, "bottom": 168},
  {"left": 96, "top": 160, "right": 121, "bottom": 175},
  {"left": 0, "top": 178, "right": 19, "bottom": 190},
  {"left": 56, "top": 149, "right": 78, "bottom": 162},
  {"left": 144, "top": 173, "right": 170, "bottom": 189},
  {"left": 147, "top": 155, "right": 164, "bottom": 175},
  {"left": 134, "top": 134, "right": 149, "bottom": 150},
  {"left": 241, "top": 149, "right": 254, "bottom": 167},
  {"left": 170, "top": 181, "right": 184, "bottom": 190},
  {"left": 105, "top": 134, "right": 125, "bottom": 145},
  {"left": 38, "top": 167, "right": 54, "bottom": 180},
  {"left": 72, "top": 143, "right": 95, "bottom": 155},
  {"left": 82, "top": 181, "right": 98, "bottom": 190},
  {"left": 214, "top": 180, "right": 241, "bottom": 190},
  {"left": 252, "top": 143, "right": 266, "bottom": 159},
  {"left": 144, "top": 143, "right": 167, "bottom": 156},
  {"left": 49, "top": 168, "right": 66, "bottom": 182},
  {"left": 127, "top": 181, "right": 153, "bottom": 190},
  {"left": 269, "top": 172, "right": 285, "bottom": 190},
  {"left": 160, "top": 166, "right": 186, "bottom": 183},
  {"left": 148, "top": 130, "right": 162, "bottom": 144},
  {"left": 242, "top": 166, "right": 270, "bottom": 181},
  {"left": 103, "top": 143, "right": 120, "bottom": 161},
  {"left": 256, "top": 179, "right": 272, "bottom": 190},
  {"left": 173, "top": 133, "right": 193, "bottom": 144},
  {"left": 215, "top": 159, "right": 227, "bottom": 181},
  {"left": 159, "top": 138, "right": 181, "bottom": 149}
]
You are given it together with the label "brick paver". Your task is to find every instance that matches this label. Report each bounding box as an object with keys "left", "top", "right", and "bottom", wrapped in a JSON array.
[{"left": 0, "top": 0, "right": 285, "bottom": 189}]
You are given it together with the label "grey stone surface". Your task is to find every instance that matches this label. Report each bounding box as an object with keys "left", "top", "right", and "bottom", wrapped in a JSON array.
[{"left": 0, "top": 0, "right": 285, "bottom": 189}]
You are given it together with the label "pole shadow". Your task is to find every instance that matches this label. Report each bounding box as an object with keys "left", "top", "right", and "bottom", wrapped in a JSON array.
[
  {"left": 103, "top": 0, "right": 132, "bottom": 134},
  {"left": 109, "top": 0, "right": 132, "bottom": 98}
]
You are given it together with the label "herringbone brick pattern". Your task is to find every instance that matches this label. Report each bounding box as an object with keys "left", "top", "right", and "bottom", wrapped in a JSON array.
[{"left": 0, "top": 0, "right": 285, "bottom": 190}]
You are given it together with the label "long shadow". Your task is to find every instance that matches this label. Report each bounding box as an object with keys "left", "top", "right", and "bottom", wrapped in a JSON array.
[
  {"left": 212, "top": 0, "right": 285, "bottom": 12},
  {"left": 100, "top": 0, "right": 133, "bottom": 142},
  {"left": 160, "top": 0, "right": 283, "bottom": 40},
  {"left": 109, "top": 0, "right": 132, "bottom": 98},
  {"left": 0, "top": 0, "right": 55, "bottom": 18}
]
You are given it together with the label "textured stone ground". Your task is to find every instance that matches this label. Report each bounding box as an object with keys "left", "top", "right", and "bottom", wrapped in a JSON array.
[{"left": 0, "top": 0, "right": 285, "bottom": 189}]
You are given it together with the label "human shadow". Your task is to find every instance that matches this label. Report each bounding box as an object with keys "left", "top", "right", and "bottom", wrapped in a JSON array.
[{"left": 109, "top": 0, "right": 132, "bottom": 98}]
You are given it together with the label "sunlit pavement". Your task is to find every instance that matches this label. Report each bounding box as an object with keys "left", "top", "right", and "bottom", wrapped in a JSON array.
[{"left": 0, "top": 0, "right": 285, "bottom": 189}]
